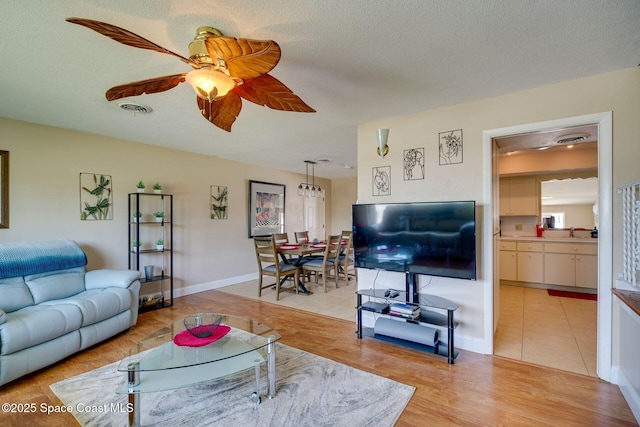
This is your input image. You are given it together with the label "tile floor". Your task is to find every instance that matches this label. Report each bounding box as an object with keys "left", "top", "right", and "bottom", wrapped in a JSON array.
[
  {"left": 220, "top": 279, "right": 598, "bottom": 376},
  {"left": 218, "top": 275, "right": 358, "bottom": 322},
  {"left": 494, "top": 284, "right": 597, "bottom": 376}
]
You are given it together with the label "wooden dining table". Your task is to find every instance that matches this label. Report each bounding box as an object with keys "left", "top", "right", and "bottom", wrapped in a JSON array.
[
  {"left": 276, "top": 241, "right": 344, "bottom": 294},
  {"left": 277, "top": 242, "right": 328, "bottom": 294}
]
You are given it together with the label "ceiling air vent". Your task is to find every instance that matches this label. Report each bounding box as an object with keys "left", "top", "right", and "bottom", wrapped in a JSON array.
[
  {"left": 117, "top": 102, "right": 153, "bottom": 114},
  {"left": 553, "top": 133, "right": 589, "bottom": 145}
]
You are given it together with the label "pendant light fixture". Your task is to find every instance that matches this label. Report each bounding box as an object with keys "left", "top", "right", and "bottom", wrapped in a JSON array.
[{"left": 298, "top": 160, "right": 323, "bottom": 198}]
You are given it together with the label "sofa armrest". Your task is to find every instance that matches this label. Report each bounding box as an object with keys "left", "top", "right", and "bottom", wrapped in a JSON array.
[
  {"left": 0, "top": 308, "right": 5, "bottom": 325},
  {"left": 85, "top": 269, "right": 141, "bottom": 290}
]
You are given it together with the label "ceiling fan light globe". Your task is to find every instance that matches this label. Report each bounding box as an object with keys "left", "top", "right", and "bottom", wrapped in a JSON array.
[{"left": 185, "top": 68, "right": 236, "bottom": 102}]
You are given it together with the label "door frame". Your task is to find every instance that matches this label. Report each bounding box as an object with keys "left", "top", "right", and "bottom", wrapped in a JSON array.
[{"left": 483, "top": 112, "right": 613, "bottom": 381}]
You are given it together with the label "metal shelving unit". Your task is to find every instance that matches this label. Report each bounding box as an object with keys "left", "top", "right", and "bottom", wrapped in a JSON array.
[{"left": 128, "top": 192, "right": 173, "bottom": 312}]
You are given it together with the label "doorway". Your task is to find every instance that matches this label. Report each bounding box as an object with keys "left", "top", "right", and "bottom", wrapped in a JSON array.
[
  {"left": 483, "top": 112, "right": 613, "bottom": 381},
  {"left": 303, "top": 195, "right": 325, "bottom": 242}
]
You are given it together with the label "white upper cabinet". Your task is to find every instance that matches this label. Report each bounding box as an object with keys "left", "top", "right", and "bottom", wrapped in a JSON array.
[{"left": 499, "top": 177, "right": 538, "bottom": 216}]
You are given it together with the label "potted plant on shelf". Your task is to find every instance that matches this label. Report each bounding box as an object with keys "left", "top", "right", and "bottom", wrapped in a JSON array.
[
  {"left": 136, "top": 180, "right": 145, "bottom": 193},
  {"left": 156, "top": 239, "right": 164, "bottom": 251},
  {"left": 153, "top": 182, "right": 162, "bottom": 194},
  {"left": 131, "top": 240, "right": 141, "bottom": 252},
  {"left": 153, "top": 211, "right": 164, "bottom": 222},
  {"left": 132, "top": 211, "right": 142, "bottom": 222}
]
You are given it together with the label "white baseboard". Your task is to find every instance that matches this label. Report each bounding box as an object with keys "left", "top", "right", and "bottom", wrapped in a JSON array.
[
  {"left": 171, "top": 273, "right": 258, "bottom": 298},
  {"left": 613, "top": 365, "right": 640, "bottom": 424},
  {"left": 454, "top": 335, "right": 490, "bottom": 354}
]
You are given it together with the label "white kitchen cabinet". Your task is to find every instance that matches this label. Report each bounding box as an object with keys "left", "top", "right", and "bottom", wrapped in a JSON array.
[
  {"left": 543, "top": 242, "right": 598, "bottom": 289},
  {"left": 544, "top": 254, "right": 575, "bottom": 287},
  {"left": 499, "top": 177, "right": 538, "bottom": 216},
  {"left": 499, "top": 251, "right": 517, "bottom": 281},
  {"left": 576, "top": 254, "right": 598, "bottom": 289},
  {"left": 499, "top": 240, "right": 517, "bottom": 281},
  {"left": 516, "top": 241, "right": 543, "bottom": 283}
]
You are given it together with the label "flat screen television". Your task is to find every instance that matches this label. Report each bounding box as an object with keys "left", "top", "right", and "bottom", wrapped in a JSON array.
[{"left": 352, "top": 201, "right": 476, "bottom": 280}]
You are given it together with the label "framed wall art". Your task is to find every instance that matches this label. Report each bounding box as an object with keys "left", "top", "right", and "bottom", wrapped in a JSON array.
[
  {"left": 248, "top": 180, "right": 285, "bottom": 237},
  {"left": 439, "top": 129, "right": 463, "bottom": 165},
  {"left": 211, "top": 185, "right": 228, "bottom": 220},
  {"left": 372, "top": 166, "right": 391, "bottom": 196},
  {"left": 79, "top": 173, "right": 113, "bottom": 220},
  {"left": 403, "top": 148, "right": 425, "bottom": 180}
]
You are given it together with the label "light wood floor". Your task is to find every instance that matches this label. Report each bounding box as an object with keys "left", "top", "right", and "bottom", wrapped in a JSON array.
[
  {"left": 1, "top": 288, "right": 635, "bottom": 426},
  {"left": 223, "top": 279, "right": 598, "bottom": 377}
]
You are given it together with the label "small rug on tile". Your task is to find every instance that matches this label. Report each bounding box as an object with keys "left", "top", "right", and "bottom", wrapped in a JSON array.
[
  {"left": 51, "top": 343, "right": 414, "bottom": 427},
  {"left": 547, "top": 289, "right": 597, "bottom": 300}
]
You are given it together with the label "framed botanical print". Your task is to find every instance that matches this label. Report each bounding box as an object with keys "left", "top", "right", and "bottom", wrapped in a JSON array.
[
  {"left": 211, "top": 185, "right": 228, "bottom": 220},
  {"left": 79, "top": 173, "right": 113, "bottom": 220}
]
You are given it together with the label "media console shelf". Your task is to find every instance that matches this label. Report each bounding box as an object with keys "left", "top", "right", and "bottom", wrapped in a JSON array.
[{"left": 356, "top": 289, "right": 459, "bottom": 364}]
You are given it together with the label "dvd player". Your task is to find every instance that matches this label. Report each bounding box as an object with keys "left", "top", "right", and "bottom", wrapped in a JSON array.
[{"left": 361, "top": 301, "right": 390, "bottom": 314}]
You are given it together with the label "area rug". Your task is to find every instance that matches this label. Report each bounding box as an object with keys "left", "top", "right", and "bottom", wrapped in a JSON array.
[
  {"left": 51, "top": 343, "right": 414, "bottom": 427},
  {"left": 547, "top": 289, "right": 597, "bottom": 301}
]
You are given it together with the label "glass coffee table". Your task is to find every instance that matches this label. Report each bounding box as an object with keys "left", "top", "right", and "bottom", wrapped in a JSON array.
[{"left": 117, "top": 314, "right": 281, "bottom": 427}]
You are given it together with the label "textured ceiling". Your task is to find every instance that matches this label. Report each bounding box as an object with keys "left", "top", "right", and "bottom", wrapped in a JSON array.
[{"left": 1, "top": 0, "right": 638, "bottom": 179}]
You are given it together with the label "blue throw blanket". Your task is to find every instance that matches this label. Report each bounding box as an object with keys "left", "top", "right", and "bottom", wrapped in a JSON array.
[{"left": 0, "top": 240, "right": 87, "bottom": 279}]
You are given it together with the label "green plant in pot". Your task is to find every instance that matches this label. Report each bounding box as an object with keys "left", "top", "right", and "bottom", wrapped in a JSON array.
[
  {"left": 153, "top": 182, "right": 162, "bottom": 193},
  {"left": 131, "top": 240, "right": 142, "bottom": 252},
  {"left": 153, "top": 211, "right": 164, "bottom": 222},
  {"left": 156, "top": 239, "right": 164, "bottom": 250},
  {"left": 132, "top": 211, "right": 142, "bottom": 222},
  {"left": 136, "top": 180, "right": 145, "bottom": 192}
]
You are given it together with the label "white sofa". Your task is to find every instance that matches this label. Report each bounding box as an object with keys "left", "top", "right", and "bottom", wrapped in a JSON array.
[{"left": 0, "top": 239, "right": 141, "bottom": 386}]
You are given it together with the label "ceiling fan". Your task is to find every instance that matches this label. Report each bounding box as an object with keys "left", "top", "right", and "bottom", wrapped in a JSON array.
[{"left": 66, "top": 18, "right": 315, "bottom": 132}]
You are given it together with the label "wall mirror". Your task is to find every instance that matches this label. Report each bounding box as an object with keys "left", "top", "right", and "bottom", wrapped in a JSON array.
[
  {"left": 541, "top": 176, "right": 598, "bottom": 229},
  {"left": 0, "top": 150, "right": 8, "bottom": 228}
]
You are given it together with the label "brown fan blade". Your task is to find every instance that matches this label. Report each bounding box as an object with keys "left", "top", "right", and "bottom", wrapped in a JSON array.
[
  {"left": 66, "top": 17, "right": 198, "bottom": 68},
  {"left": 196, "top": 91, "right": 243, "bottom": 132},
  {"left": 105, "top": 74, "right": 186, "bottom": 101},
  {"left": 234, "top": 74, "right": 315, "bottom": 113},
  {"left": 205, "top": 37, "right": 280, "bottom": 79}
]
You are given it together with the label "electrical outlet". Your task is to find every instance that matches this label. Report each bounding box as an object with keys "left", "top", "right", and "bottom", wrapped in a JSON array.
[{"left": 515, "top": 224, "right": 523, "bottom": 231}]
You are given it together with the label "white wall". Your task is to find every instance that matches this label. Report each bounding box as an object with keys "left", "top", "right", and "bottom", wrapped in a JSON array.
[
  {"left": 356, "top": 67, "right": 640, "bottom": 357},
  {"left": 0, "top": 117, "right": 331, "bottom": 295},
  {"left": 330, "top": 177, "right": 357, "bottom": 235}
]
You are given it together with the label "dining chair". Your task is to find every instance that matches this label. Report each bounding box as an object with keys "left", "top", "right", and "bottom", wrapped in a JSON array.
[
  {"left": 253, "top": 235, "right": 299, "bottom": 300},
  {"left": 337, "top": 230, "right": 357, "bottom": 283},
  {"left": 301, "top": 234, "right": 341, "bottom": 293},
  {"left": 294, "top": 231, "right": 309, "bottom": 243},
  {"left": 273, "top": 232, "right": 290, "bottom": 246}
]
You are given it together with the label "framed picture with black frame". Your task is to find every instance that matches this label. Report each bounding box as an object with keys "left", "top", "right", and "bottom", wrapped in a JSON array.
[{"left": 248, "top": 180, "right": 285, "bottom": 238}]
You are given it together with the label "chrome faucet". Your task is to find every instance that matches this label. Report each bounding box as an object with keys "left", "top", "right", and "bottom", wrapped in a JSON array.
[{"left": 569, "top": 227, "right": 574, "bottom": 237}]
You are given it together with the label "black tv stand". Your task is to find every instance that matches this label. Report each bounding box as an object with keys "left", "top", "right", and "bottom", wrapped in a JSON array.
[{"left": 356, "top": 283, "right": 459, "bottom": 364}]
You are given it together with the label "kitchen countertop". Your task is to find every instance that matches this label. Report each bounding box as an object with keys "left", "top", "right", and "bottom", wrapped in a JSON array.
[{"left": 500, "top": 236, "right": 598, "bottom": 244}]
